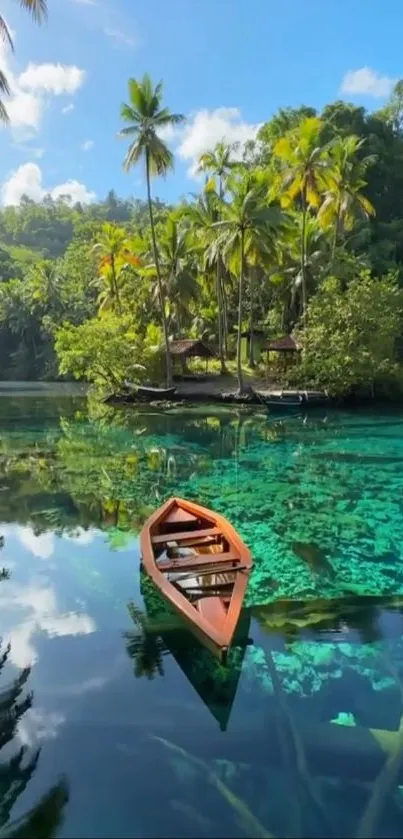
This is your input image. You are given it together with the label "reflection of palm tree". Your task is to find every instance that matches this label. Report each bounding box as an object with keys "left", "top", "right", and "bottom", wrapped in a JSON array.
[
  {"left": 5, "top": 780, "right": 69, "bottom": 839},
  {"left": 124, "top": 603, "right": 168, "bottom": 680},
  {"left": 0, "top": 575, "right": 69, "bottom": 837}
]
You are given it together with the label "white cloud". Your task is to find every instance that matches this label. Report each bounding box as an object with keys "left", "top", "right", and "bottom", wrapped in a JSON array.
[
  {"left": 341, "top": 67, "right": 396, "bottom": 98},
  {"left": 18, "top": 526, "right": 54, "bottom": 559},
  {"left": 104, "top": 27, "right": 136, "bottom": 47},
  {"left": 18, "top": 708, "right": 65, "bottom": 748},
  {"left": 7, "top": 90, "right": 44, "bottom": 132},
  {"left": 1, "top": 163, "right": 96, "bottom": 206},
  {"left": 62, "top": 103, "right": 74, "bottom": 115},
  {"left": 0, "top": 581, "right": 96, "bottom": 667},
  {"left": 175, "top": 107, "right": 262, "bottom": 178},
  {"left": 81, "top": 139, "right": 94, "bottom": 151},
  {"left": 51, "top": 178, "right": 96, "bottom": 203},
  {"left": 0, "top": 35, "right": 85, "bottom": 135},
  {"left": 18, "top": 63, "right": 86, "bottom": 96}
]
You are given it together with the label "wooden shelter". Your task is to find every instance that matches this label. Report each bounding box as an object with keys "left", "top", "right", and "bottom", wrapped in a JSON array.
[
  {"left": 265, "top": 334, "right": 301, "bottom": 371},
  {"left": 169, "top": 339, "right": 216, "bottom": 375}
]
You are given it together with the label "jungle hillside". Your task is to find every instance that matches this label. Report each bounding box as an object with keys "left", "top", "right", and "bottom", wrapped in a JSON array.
[{"left": 3, "top": 75, "right": 403, "bottom": 398}]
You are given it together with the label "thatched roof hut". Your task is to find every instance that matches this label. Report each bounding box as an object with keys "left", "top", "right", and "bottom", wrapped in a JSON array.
[
  {"left": 265, "top": 335, "right": 301, "bottom": 353},
  {"left": 169, "top": 339, "right": 216, "bottom": 359}
]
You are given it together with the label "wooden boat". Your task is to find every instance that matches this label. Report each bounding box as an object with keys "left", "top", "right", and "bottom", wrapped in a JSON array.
[
  {"left": 140, "top": 497, "right": 253, "bottom": 661},
  {"left": 257, "top": 389, "right": 329, "bottom": 411},
  {"left": 124, "top": 382, "right": 177, "bottom": 401}
]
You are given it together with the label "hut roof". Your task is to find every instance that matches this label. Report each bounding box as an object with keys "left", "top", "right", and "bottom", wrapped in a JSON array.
[
  {"left": 169, "top": 339, "right": 216, "bottom": 359},
  {"left": 265, "top": 334, "right": 300, "bottom": 352}
]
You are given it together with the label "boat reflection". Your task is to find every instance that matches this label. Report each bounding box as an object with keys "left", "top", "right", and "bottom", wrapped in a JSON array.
[{"left": 124, "top": 571, "right": 252, "bottom": 731}]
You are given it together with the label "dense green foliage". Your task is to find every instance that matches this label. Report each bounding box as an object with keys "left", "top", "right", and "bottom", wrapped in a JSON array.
[{"left": 4, "top": 77, "right": 403, "bottom": 396}]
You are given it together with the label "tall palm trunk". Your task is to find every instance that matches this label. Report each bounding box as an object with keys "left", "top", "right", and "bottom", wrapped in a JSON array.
[
  {"left": 221, "top": 271, "right": 229, "bottom": 355},
  {"left": 300, "top": 185, "right": 307, "bottom": 328},
  {"left": 331, "top": 197, "right": 342, "bottom": 267},
  {"left": 216, "top": 256, "right": 226, "bottom": 374},
  {"left": 237, "top": 228, "right": 245, "bottom": 394},
  {"left": 146, "top": 152, "right": 172, "bottom": 387},
  {"left": 216, "top": 176, "right": 227, "bottom": 374},
  {"left": 110, "top": 254, "right": 122, "bottom": 315},
  {"left": 248, "top": 267, "right": 255, "bottom": 368}
]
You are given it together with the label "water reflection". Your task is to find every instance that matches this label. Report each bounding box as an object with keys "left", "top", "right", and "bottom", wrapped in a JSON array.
[
  {"left": 125, "top": 572, "right": 252, "bottom": 731},
  {"left": 1, "top": 396, "right": 403, "bottom": 835},
  {"left": 0, "top": 572, "right": 69, "bottom": 837}
]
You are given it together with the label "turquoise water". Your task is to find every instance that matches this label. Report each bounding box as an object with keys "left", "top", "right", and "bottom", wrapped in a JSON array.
[{"left": 1, "top": 394, "right": 403, "bottom": 836}]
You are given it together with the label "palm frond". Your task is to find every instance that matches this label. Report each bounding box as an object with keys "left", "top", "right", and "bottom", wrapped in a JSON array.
[
  {"left": 0, "top": 15, "right": 13, "bottom": 50},
  {"left": 128, "top": 78, "right": 147, "bottom": 114},
  {"left": 147, "top": 134, "right": 174, "bottom": 176},
  {"left": 120, "top": 103, "right": 140, "bottom": 124},
  {"left": 119, "top": 125, "right": 140, "bottom": 139},
  {"left": 18, "top": 0, "right": 47, "bottom": 23},
  {"left": 123, "top": 139, "right": 145, "bottom": 172},
  {"left": 0, "top": 98, "right": 9, "bottom": 124}
]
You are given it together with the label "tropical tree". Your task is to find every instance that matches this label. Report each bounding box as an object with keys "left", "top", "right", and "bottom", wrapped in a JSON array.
[
  {"left": 272, "top": 117, "right": 332, "bottom": 324},
  {"left": 197, "top": 142, "right": 237, "bottom": 372},
  {"left": 0, "top": 1, "right": 48, "bottom": 122},
  {"left": 318, "top": 135, "right": 375, "bottom": 261},
  {"left": 145, "top": 214, "right": 199, "bottom": 336},
  {"left": 119, "top": 74, "right": 185, "bottom": 386},
  {"left": 197, "top": 141, "right": 236, "bottom": 197},
  {"left": 212, "top": 174, "right": 281, "bottom": 393},
  {"left": 91, "top": 223, "right": 139, "bottom": 315},
  {"left": 272, "top": 213, "right": 329, "bottom": 329},
  {"left": 183, "top": 188, "right": 228, "bottom": 369}
]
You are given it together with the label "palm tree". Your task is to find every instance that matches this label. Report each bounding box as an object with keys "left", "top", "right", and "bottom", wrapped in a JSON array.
[
  {"left": 183, "top": 188, "right": 228, "bottom": 368},
  {"left": 0, "top": 1, "right": 47, "bottom": 122},
  {"left": 146, "top": 214, "right": 199, "bottom": 337},
  {"left": 119, "top": 74, "right": 185, "bottom": 386},
  {"left": 272, "top": 117, "right": 332, "bottom": 326},
  {"left": 273, "top": 213, "right": 328, "bottom": 330},
  {"left": 212, "top": 175, "right": 282, "bottom": 393},
  {"left": 91, "top": 223, "right": 139, "bottom": 315},
  {"left": 197, "top": 141, "right": 236, "bottom": 197},
  {"left": 318, "top": 135, "right": 375, "bottom": 262},
  {"left": 197, "top": 142, "right": 237, "bottom": 371}
]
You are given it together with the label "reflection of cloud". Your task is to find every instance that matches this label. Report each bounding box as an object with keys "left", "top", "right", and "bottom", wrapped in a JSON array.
[
  {"left": 0, "top": 582, "right": 95, "bottom": 667},
  {"left": 18, "top": 527, "right": 54, "bottom": 560},
  {"left": 63, "top": 528, "right": 95, "bottom": 546},
  {"left": 18, "top": 707, "right": 65, "bottom": 748},
  {"left": 47, "top": 675, "right": 108, "bottom": 697}
]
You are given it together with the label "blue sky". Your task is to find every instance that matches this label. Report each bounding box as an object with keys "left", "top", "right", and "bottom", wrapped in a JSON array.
[{"left": 0, "top": 0, "right": 401, "bottom": 207}]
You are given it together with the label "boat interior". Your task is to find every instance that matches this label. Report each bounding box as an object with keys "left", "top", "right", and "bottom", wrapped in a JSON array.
[{"left": 151, "top": 503, "right": 244, "bottom": 627}]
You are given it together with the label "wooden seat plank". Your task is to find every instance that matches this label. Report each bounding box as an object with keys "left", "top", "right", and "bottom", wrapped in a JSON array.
[
  {"left": 158, "top": 550, "right": 240, "bottom": 573},
  {"left": 152, "top": 527, "right": 220, "bottom": 545}
]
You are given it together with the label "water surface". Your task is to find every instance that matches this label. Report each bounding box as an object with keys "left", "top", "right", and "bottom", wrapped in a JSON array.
[{"left": 1, "top": 393, "right": 403, "bottom": 837}]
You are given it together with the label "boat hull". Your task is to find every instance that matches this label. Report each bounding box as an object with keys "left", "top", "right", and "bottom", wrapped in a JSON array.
[{"left": 139, "top": 497, "right": 252, "bottom": 660}]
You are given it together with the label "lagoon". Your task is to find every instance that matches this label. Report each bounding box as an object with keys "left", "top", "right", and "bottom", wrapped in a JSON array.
[{"left": 0, "top": 392, "right": 403, "bottom": 837}]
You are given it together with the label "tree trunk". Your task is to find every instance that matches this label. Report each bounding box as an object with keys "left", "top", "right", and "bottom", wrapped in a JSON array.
[
  {"left": 300, "top": 186, "right": 307, "bottom": 329},
  {"left": 146, "top": 152, "right": 172, "bottom": 387},
  {"left": 110, "top": 254, "right": 122, "bottom": 315},
  {"left": 221, "top": 272, "right": 229, "bottom": 356},
  {"left": 216, "top": 256, "right": 227, "bottom": 374},
  {"left": 237, "top": 229, "right": 245, "bottom": 394},
  {"left": 248, "top": 267, "right": 255, "bottom": 368},
  {"left": 331, "top": 198, "right": 342, "bottom": 267},
  {"left": 216, "top": 176, "right": 227, "bottom": 374}
]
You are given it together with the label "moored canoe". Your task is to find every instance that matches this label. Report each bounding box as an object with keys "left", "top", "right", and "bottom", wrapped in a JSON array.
[{"left": 140, "top": 497, "right": 252, "bottom": 660}]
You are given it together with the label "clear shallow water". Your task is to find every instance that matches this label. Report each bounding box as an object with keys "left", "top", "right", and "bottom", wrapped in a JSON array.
[{"left": 1, "top": 395, "right": 403, "bottom": 836}]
